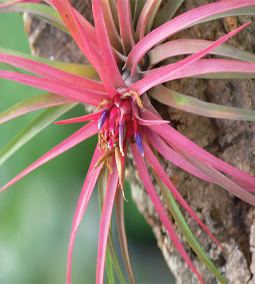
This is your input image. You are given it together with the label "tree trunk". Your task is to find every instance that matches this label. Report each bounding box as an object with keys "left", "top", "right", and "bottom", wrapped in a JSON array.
[{"left": 24, "top": 1, "right": 255, "bottom": 283}]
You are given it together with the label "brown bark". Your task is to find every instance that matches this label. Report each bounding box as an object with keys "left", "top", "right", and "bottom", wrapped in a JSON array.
[{"left": 24, "top": 1, "right": 255, "bottom": 283}]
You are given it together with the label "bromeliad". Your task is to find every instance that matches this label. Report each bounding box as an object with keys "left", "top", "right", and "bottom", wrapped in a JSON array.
[{"left": 1, "top": 0, "right": 255, "bottom": 283}]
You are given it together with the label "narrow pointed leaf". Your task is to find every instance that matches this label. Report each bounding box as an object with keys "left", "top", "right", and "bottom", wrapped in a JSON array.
[
  {"left": 129, "top": 22, "right": 251, "bottom": 92},
  {"left": 96, "top": 159, "right": 119, "bottom": 284},
  {"left": 55, "top": 110, "right": 104, "bottom": 125},
  {"left": 152, "top": 165, "right": 227, "bottom": 284},
  {"left": 0, "top": 120, "right": 99, "bottom": 193},
  {"left": 144, "top": 59, "right": 255, "bottom": 80},
  {"left": 117, "top": 0, "right": 135, "bottom": 55},
  {"left": 149, "top": 84, "right": 255, "bottom": 121},
  {"left": 0, "top": 47, "right": 99, "bottom": 79},
  {"left": 52, "top": 0, "right": 118, "bottom": 97},
  {"left": 0, "top": 93, "right": 75, "bottom": 125},
  {"left": 98, "top": 167, "right": 126, "bottom": 284},
  {"left": 148, "top": 39, "right": 255, "bottom": 67},
  {"left": 176, "top": 146, "right": 255, "bottom": 206},
  {"left": 140, "top": 109, "right": 255, "bottom": 191},
  {"left": 0, "top": 103, "right": 76, "bottom": 166},
  {"left": 153, "top": 0, "right": 184, "bottom": 28},
  {"left": 0, "top": 71, "right": 108, "bottom": 105},
  {"left": 0, "top": 53, "right": 105, "bottom": 92},
  {"left": 67, "top": 146, "right": 102, "bottom": 284},
  {"left": 142, "top": 137, "right": 222, "bottom": 250},
  {"left": 135, "top": 0, "right": 158, "bottom": 42},
  {"left": 130, "top": 143, "right": 205, "bottom": 284},
  {"left": 115, "top": 148, "right": 136, "bottom": 284},
  {"left": 92, "top": 0, "right": 126, "bottom": 89},
  {"left": 100, "top": 0, "right": 123, "bottom": 53},
  {"left": 126, "top": 0, "right": 255, "bottom": 73}
]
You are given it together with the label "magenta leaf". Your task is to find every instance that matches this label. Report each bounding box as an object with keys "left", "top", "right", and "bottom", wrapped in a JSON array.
[
  {"left": 129, "top": 21, "right": 251, "bottom": 91},
  {"left": 141, "top": 134, "right": 222, "bottom": 249},
  {"left": 67, "top": 145, "right": 102, "bottom": 284},
  {"left": 96, "top": 158, "right": 119, "bottom": 284},
  {"left": 92, "top": 0, "right": 126, "bottom": 89},
  {"left": 147, "top": 39, "right": 255, "bottom": 67},
  {"left": 130, "top": 143, "right": 205, "bottom": 284},
  {"left": 0, "top": 71, "right": 108, "bottom": 105},
  {"left": 0, "top": 120, "right": 99, "bottom": 193},
  {"left": 126, "top": 0, "right": 255, "bottom": 73},
  {"left": 0, "top": 53, "right": 106, "bottom": 92},
  {"left": 55, "top": 110, "right": 104, "bottom": 125},
  {"left": 117, "top": 0, "right": 135, "bottom": 55}
]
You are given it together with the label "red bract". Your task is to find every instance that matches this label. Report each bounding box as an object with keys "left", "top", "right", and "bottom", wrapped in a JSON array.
[{"left": 1, "top": 0, "right": 255, "bottom": 283}]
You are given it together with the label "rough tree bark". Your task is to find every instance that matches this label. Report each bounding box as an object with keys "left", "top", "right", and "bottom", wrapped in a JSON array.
[{"left": 24, "top": 1, "right": 255, "bottom": 283}]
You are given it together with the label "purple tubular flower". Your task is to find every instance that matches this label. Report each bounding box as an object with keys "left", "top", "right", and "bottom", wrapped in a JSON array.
[
  {"left": 134, "top": 131, "right": 144, "bottom": 157},
  {"left": 119, "top": 122, "right": 124, "bottom": 155},
  {"left": 98, "top": 109, "right": 108, "bottom": 129}
]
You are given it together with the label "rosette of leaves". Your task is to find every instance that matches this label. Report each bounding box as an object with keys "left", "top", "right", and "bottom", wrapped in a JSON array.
[{"left": 1, "top": 0, "right": 255, "bottom": 283}]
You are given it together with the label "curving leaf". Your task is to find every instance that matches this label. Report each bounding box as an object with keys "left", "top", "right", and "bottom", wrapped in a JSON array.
[
  {"left": 153, "top": 0, "right": 184, "bottom": 28},
  {"left": 0, "top": 120, "right": 99, "bottom": 193},
  {"left": 98, "top": 166, "right": 126, "bottom": 284},
  {"left": 149, "top": 84, "right": 255, "bottom": 121},
  {"left": 148, "top": 39, "right": 255, "bottom": 67},
  {"left": 126, "top": 0, "right": 255, "bottom": 74},
  {"left": 92, "top": 0, "right": 126, "bottom": 89},
  {"left": 0, "top": 47, "right": 99, "bottom": 79},
  {"left": 130, "top": 22, "right": 251, "bottom": 93},
  {"left": 151, "top": 161, "right": 227, "bottom": 284},
  {"left": 0, "top": 93, "right": 75, "bottom": 125},
  {"left": 130, "top": 142, "right": 205, "bottom": 284},
  {"left": 0, "top": 2, "right": 68, "bottom": 32},
  {"left": 0, "top": 103, "right": 76, "bottom": 166},
  {"left": 96, "top": 158, "right": 119, "bottom": 284},
  {"left": 117, "top": 0, "right": 135, "bottom": 55},
  {"left": 0, "top": 70, "right": 108, "bottom": 105}
]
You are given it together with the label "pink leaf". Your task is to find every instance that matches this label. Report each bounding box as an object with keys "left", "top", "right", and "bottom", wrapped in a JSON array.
[
  {"left": 67, "top": 145, "right": 102, "bottom": 284},
  {"left": 0, "top": 120, "right": 99, "bottom": 193},
  {"left": 51, "top": 0, "right": 118, "bottom": 97},
  {"left": 125, "top": 0, "right": 255, "bottom": 74},
  {"left": 55, "top": 110, "right": 103, "bottom": 125},
  {"left": 140, "top": 109, "right": 255, "bottom": 192},
  {"left": 92, "top": 0, "right": 126, "bottom": 89},
  {"left": 0, "top": 53, "right": 105, "bottom": 92},
  {"left": 142, "top": 135, "right": 222, "bottom": 250},
  {"left": 96, "top": 158, "right": 119, "bottom": 284},
  {"left": 130, "top": 143, "right": 205, "bottom": 284},
  {"left": 0, "top": 71, "right": 108, "bottom": 106},
  {"left": 117, "top": 0, "right": 135, "bottom": 55},
  {"left": 129, "top": 21, "right": 251, "bottom": 90}
]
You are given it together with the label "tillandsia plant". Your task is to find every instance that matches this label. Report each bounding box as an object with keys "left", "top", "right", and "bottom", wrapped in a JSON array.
[{"left": 1, "top": 0, "right": 255, "bottom": 283}]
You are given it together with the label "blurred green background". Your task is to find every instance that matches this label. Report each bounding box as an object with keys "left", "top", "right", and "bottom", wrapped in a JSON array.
[{"left": 0, "top": 12, "right": 174, "bottom": 283}]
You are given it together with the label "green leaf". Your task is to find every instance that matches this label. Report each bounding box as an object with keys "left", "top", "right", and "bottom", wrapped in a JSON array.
[
  {"left": 105, "top": 246, "right": 115, "bottom": 284},
  {"left": 98, "top": 168, "right": 126, "bottom": 284},
  {"left": 153, "top": 0, "right": 184, "bottom": 28},
  {"left": 0, "top": 2, "right": 69, "bottom": 33},
  {"left": 0, "top": 93, "right": 75, "bottom": 125},
  {"left": 0, "top": 103, "right": 77, "bottom": 166},
  {"left": 149, "top": 84, "right": 255, "bottom": 121},
  {"left": 151, "top": 151, "right": 227, "bottom": 284}
]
